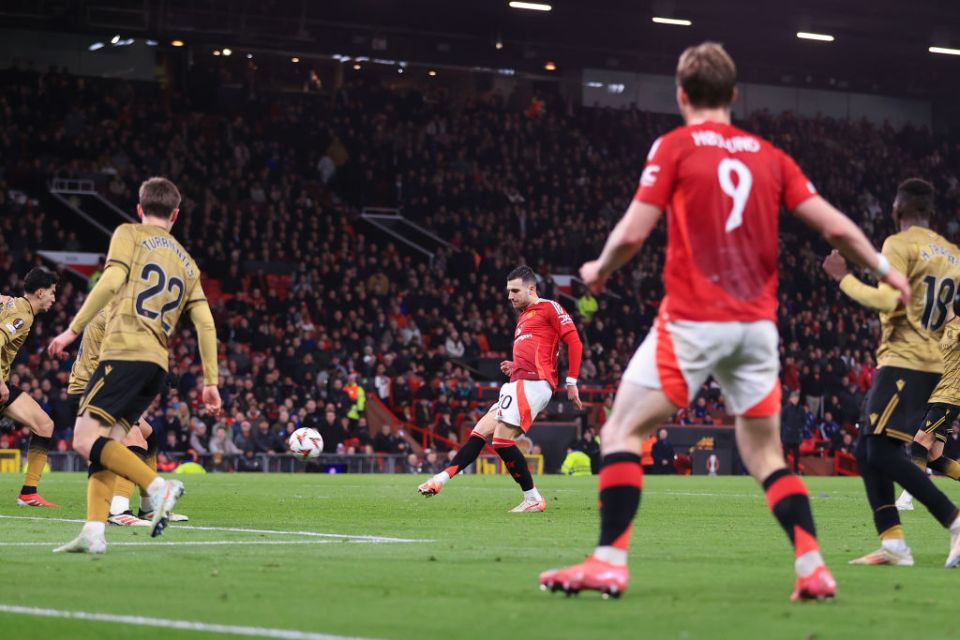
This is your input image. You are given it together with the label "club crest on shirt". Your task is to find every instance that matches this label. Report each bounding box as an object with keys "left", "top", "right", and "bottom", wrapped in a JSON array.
[
  {"left": 525, "top": 310, "right": 537, "bottom": 319},
  {"left": 12, "top": 318, "right": 23, "bottom": 331}
]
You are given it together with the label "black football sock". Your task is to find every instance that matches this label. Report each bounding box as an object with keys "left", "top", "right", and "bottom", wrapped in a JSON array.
[
  {"left": 597, "top": 452, "right": 643, "bottom": 552},
  {"left": 911, "top": 441, "right": 930, "bottom": 470},
  {"left": 855, "top": 434, "right": 902, "bottom": 538},
  {"left": 929, "top": 455, "right": 960, "bottom": 481},
  {"left": 762, "top": 468, "right": 820, "bottom": 559},
  {"left": 493, "top": 438, "right": 534, "bottom": 491},
  {"left": 863, "top": 435, "right": 958, "bottom": 528},
  {"left": 442, "top": 432, "right": 487, "bottom": 478}
]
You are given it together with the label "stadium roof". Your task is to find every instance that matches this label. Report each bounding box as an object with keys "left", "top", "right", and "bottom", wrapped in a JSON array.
[{"left": 4, "top": 0, "right": 959, "bottom": 98}]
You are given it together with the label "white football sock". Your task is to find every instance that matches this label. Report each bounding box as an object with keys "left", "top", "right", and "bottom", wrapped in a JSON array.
[
  {"left": 593, "top": 546, "right": 628, "bottom": 566},
  {"left": 882, "top": 538, "right": 909, "bottom": 554},
  {"left": 523, "top": 488, "right": 541, "bottom": 501},
  {"left": 794, "top": 550, "right": 824, "bottom": 578},
  {"left": 82, "top": 521, "right": 105, "bottom": 537},
  {"left": 433, "top": 471, "right": 451, "bottom": 485},
  {"left": 110, "top": 495, "right": 130, "bottom": 516},
  {"left": 146, "top": 477, "right": 165, "bottom": 496},
  {"left": 950, "top": 515, "right": 960, "bottom": 533}
]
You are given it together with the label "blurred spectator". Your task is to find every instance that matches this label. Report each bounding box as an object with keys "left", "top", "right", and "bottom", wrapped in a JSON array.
[
  {"left": 234, "top": 421, "right": 256, "bottom": 451},
  {"left": 405, "top": 452, "right": 422, "bottom": 473},
  {"left": 253, "top": 419, "right": 283, "bottom": 455},
  {"left": 831, "top": 431, "right": 855, "bottom": 457},
  {"left": 236, "top": 449, "right": 262, "bottom": 472},
  {"left": 561, "top": 447, "right": 593, "bottom": 476},
  {"left": 373, "top": 425, "right": 406, "bottom": 454},
  {"left": 781, "top": 391, "right": 804, "bottom": 473},
  {"left": 422, "top": 449, "right": 441, "bottom": 474},
  {"left": 344, "top": 374, "right": 366, "bottom": 422},
  {"left": 318, "top": 408, "right": 347, "bottom": 453},
  {"left": 691, "top": 397, "right": 711, "bottom": 424},
  {"left": 651, "top": 428, "right": 675, "bottom": 475},
  {"left": 210, "top": 426, "right": 242, "bottom": 457},
  {"left": 577, "top": 289, "right": 599, "bottom": 324},
  {"left": 189, "top": 421, "right": 210, "bottom": 456},
  {"left": 819, "top": 412, "right": 841, "bottom": 445},
  {"left": 574, "top": 427, "right": 601, "bottom": 473}
]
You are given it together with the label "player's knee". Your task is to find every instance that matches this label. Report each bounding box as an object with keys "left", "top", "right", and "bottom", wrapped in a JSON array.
[
  {"left": 739, "top": 447, "right": 783, "bottom": 482},
  {"left": 72, "top": 435, "right": 94, "bottom": 459},
  {"left": 35, "top": 415, "right": 54, "bottom": 438}
]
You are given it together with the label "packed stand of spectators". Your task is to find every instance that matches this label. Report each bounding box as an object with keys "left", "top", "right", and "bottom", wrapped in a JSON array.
[{"left": 2, "top": 66, "right": 960, "bottom": 471}]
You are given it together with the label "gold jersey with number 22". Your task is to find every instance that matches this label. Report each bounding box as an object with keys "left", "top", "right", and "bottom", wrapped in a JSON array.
[{"left": 98, "top": 223, "right": 207, "bottom": 371}]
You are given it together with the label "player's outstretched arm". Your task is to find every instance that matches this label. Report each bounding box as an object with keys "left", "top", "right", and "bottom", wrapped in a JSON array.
[
  {"left": 581, "top": 200, "right": 663, "bottom": 293},
  {"left": 188, "top": 300, "right": 222, "bottom": 415},
  {"left": 561, "top": 329, "right": 584, "bottom": 410},
  {"left": 794, "top": 196, "right": 910, "bottom": 303},
  {"left": 47, "top": 265, "right": 126, "bottom": 356},
  {"left": 822, "top": 250, "right": 899, "bottom": 312}
]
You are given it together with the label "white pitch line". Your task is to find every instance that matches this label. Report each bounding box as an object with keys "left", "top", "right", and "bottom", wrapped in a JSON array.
[
  {"left": 0, "top": 514, "right": 430, "bottom": 543},
  {"left": 0, "top": 604, "right": 378, "bottom": 640},
  {"left": 170, "top": 523, "right": 430, "bottom": 542},
  {"left": 0, "top": 539, "right": 396, "bottom": 547},
  {"left": 648, "top": 491, "right": 763, "bottom": 498}
]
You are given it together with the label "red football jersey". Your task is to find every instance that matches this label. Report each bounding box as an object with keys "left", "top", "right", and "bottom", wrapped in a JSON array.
[
  {"left": 634, "top": 121, "right": 816, "bottom": 322},
  {"left": 511, "top": 299, "right": 577, "bottom": 390}
]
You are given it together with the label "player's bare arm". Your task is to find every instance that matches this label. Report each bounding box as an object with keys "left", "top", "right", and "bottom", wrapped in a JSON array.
[
  {"left": 795, "top": 196, "right": 910, "bottom": 303},
  {"left": 581, "top": 200, "right": 663, "bottom": 294},
  {"left": 188, "top": 300, "right": 222, "bottom": 416},
  {"left": 0, "top": 329, "right": 10, "bottom": 403},
  {"left": 48, "top": 265, "right": 127, "bottom": 357},
  {"left": 822, "top": 250, "right": 900, "bottom": 312},
  {"left": 561, "top": 328, "right": 584, "bottom": 411}
]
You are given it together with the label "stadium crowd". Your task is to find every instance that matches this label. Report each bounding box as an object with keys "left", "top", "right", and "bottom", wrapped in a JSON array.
[{"left": 2, "top": 67, "right": 960, "bottom": 470}]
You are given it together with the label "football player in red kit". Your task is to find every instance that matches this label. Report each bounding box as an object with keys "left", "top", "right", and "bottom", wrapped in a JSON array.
[
  {"left": 419, "top": 266, "right": 583, "bottom": 512},
  {"left": 539, "top": 42, "right": 909, "bottom": 601}
]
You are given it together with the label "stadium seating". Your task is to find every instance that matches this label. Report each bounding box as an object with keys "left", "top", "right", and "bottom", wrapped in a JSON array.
[{"left": 2, "top": 68, "right": 960, "bottom": 471}]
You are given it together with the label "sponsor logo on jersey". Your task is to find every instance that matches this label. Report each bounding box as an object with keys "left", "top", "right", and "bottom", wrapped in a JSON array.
[
  {"left": 4, "top": 323, "right": 15, "bottom": 334},
  {"left": 514, "top": 333, "right": 534, "bottom": 343}
]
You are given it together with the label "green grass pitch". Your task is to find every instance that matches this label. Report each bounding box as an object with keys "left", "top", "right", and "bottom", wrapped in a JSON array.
[{"left": 0, "top": 472, "right": 958, "bottom": 640}]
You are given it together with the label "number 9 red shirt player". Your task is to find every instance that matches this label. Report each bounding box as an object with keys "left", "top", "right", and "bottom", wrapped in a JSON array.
[{"left": 539, "top": 42, "right": 910, "bottom": 601}]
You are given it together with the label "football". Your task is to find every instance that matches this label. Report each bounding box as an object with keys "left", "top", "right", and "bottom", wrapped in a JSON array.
[{"left": 288, "top": 427, "right": 324, "bottom": 460}]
